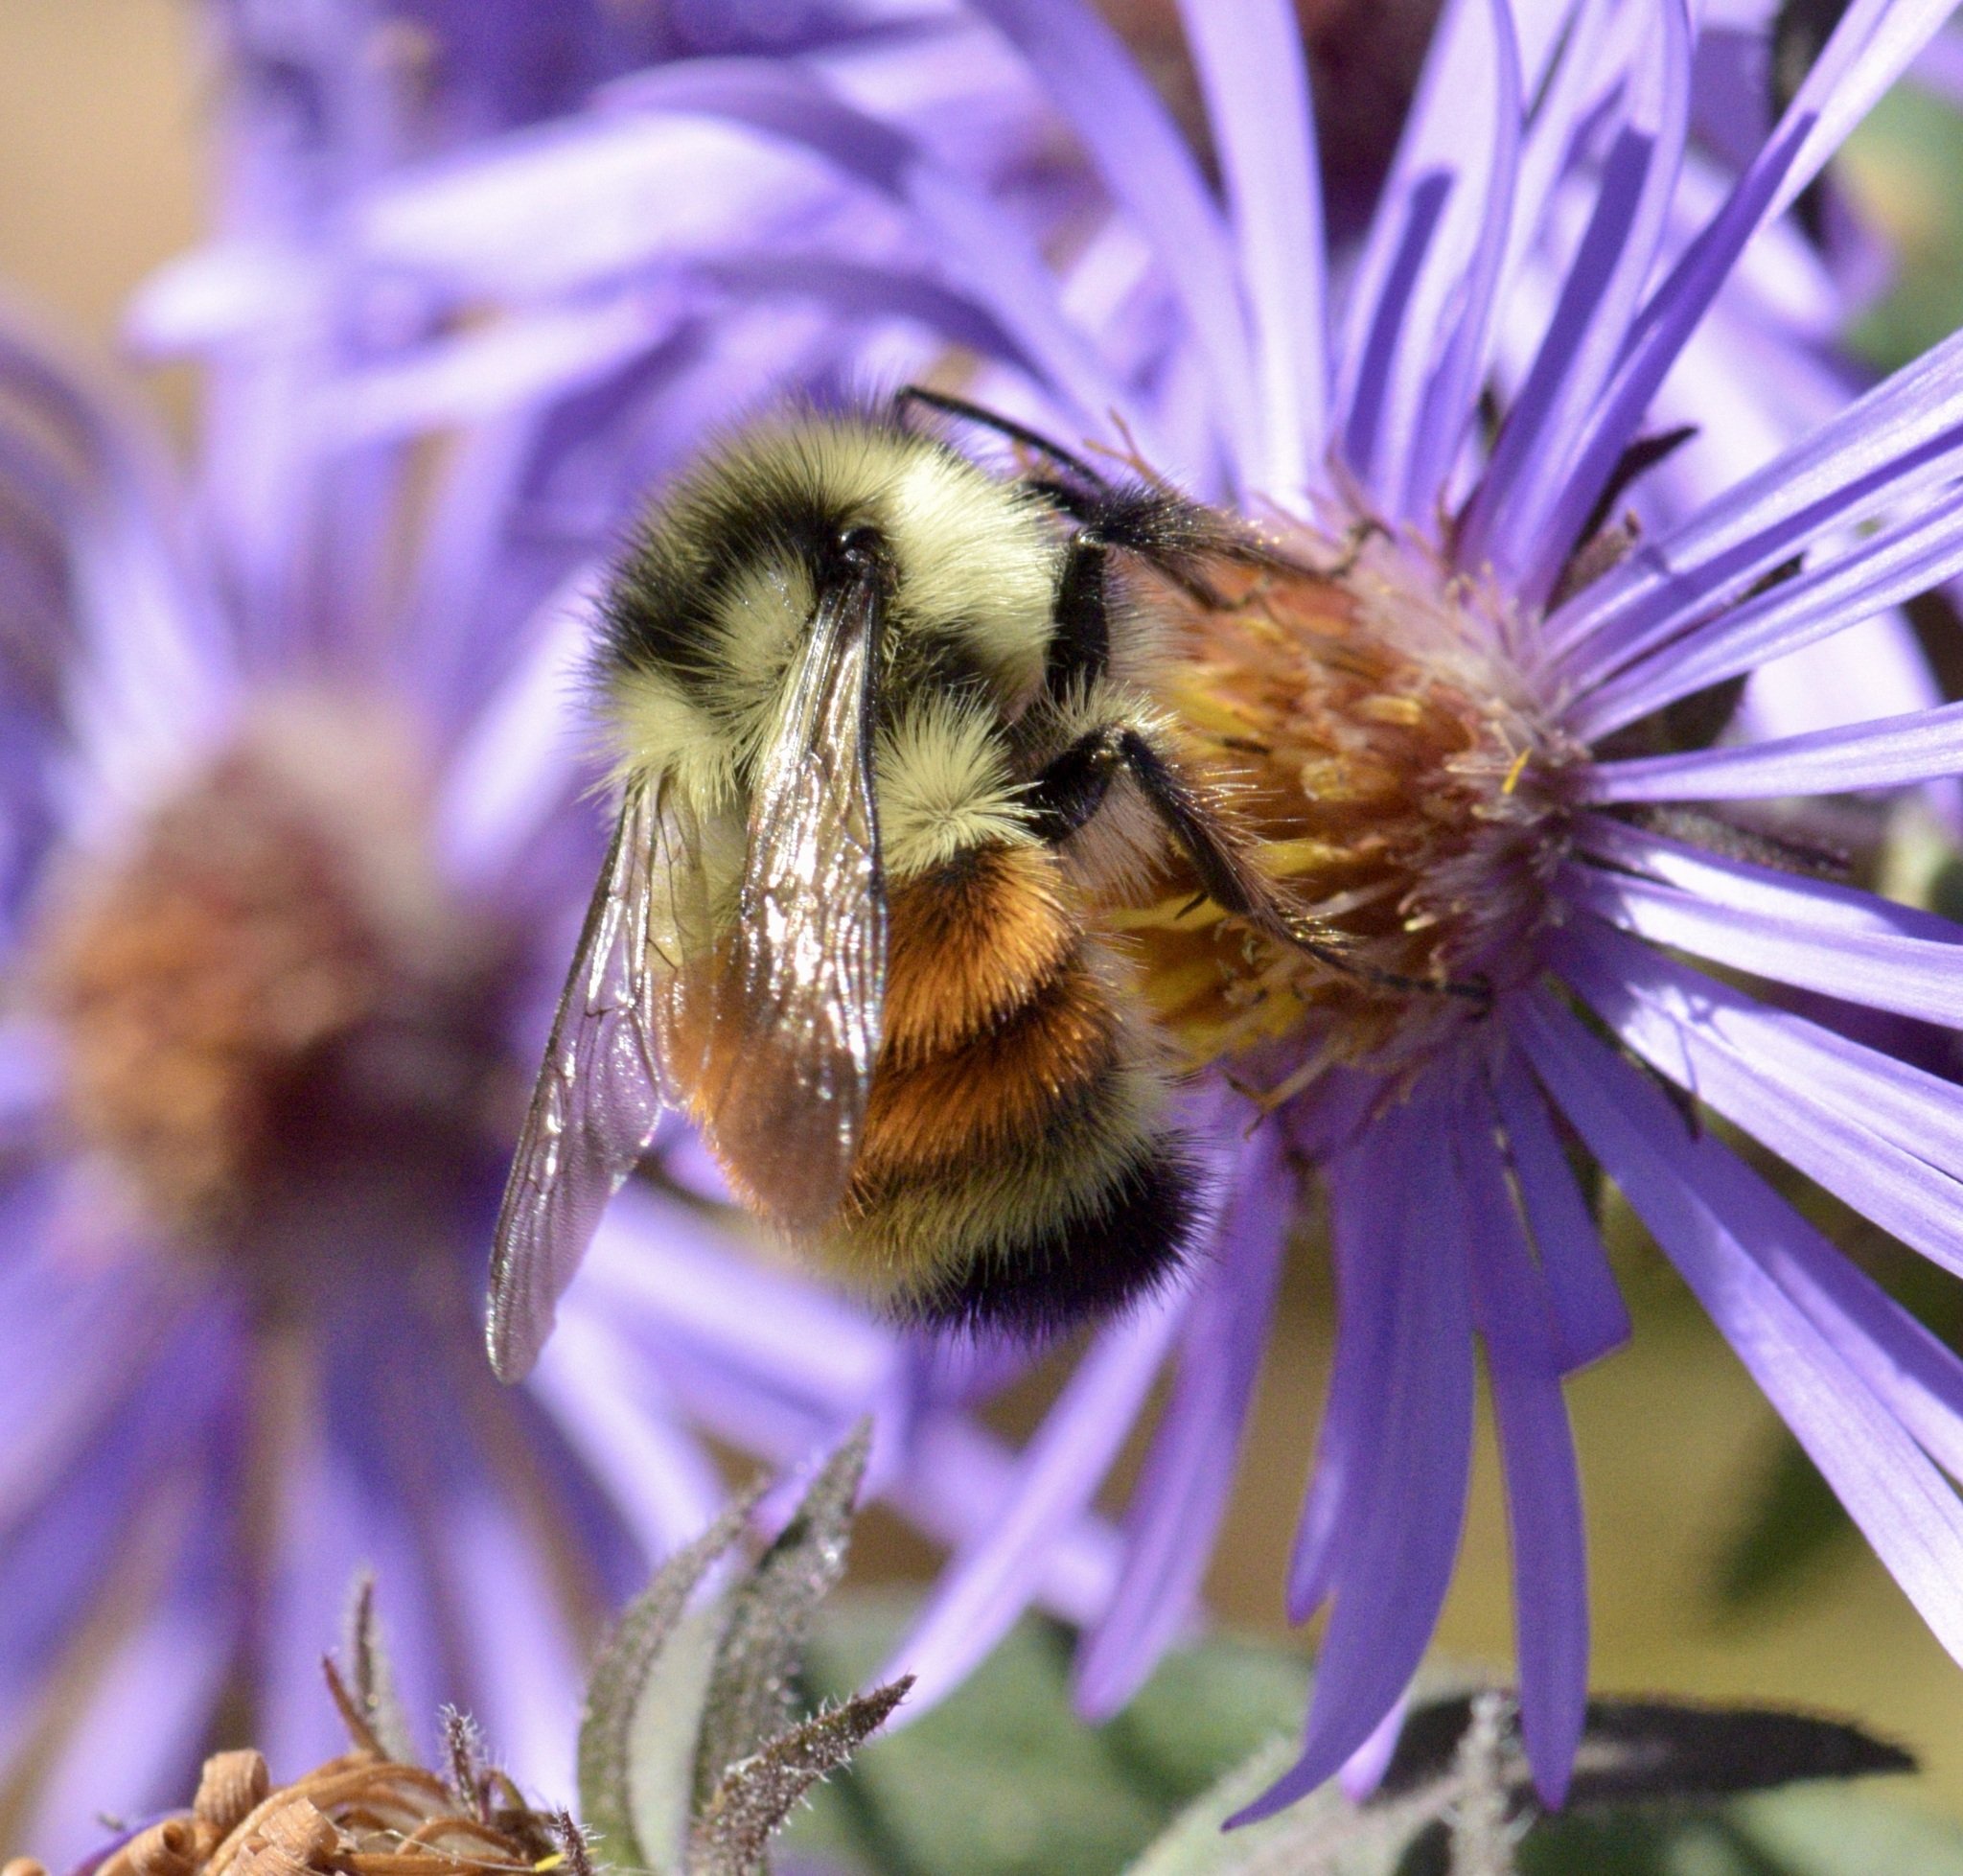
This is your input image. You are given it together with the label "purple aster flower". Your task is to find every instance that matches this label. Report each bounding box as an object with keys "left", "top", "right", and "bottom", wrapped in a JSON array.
[
  {"left": 387, "top": 0, "right": 1963, "bottom": 1822},
  {"left": 0, "top": 5, "right": 1133, "bottom": 1861}
]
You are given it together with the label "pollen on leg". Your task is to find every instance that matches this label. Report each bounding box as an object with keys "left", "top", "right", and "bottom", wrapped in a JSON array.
[{"left": 1119, "top": 519, "right": 1582, "bottom": 1085}]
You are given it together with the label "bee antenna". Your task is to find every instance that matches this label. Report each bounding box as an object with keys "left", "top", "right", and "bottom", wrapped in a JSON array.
[{"left": 893, "top": 385, "right": 1111, "bottom": 491}]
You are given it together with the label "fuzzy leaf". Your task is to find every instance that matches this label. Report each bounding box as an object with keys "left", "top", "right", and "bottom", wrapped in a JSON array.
[
  {"left": 340, "top": 1571, "right": 416, "bottom": 1762},
  {"left": 790, "top": 1598, "right": 1310, "bottom": 1876},
  {"left": 579, "top": 1480, "right": 769, "bottom": 1873},
  {"left": 688, "top": 1679, "right": 912, "bottom": 1876},
  {"left": 1123, "top": 1739, "right": 1457, "bottom": 1876},
  {"left": 690, "top": 1421, "right": 872, "bottom": 1816}
]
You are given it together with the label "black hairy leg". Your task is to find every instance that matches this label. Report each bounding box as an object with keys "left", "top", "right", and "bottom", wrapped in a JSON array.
[{"left": 1027, "top": 721, "right": 1491, "bottom": 1006}]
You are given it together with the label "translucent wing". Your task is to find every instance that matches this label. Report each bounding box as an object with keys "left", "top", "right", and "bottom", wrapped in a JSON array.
[
  {"left": 690, "top": 560, "right": 888, "bottom": 1231},
  {"left": 486, "top": 779, "right": 704, "bottom": 1381}
]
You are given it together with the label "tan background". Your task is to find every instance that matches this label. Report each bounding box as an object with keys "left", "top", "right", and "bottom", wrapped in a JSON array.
[{"left": 6, "top": 0, "right": 1962, "bottom": 1824}]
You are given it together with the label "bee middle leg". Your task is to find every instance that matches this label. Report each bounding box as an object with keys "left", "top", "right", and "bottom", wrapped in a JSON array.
[{"left": 1025, "top": 722, "right": 1490, "bottom": 1005}]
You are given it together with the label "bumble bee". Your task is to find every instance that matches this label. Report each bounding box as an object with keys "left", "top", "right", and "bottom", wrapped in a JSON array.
[{"left": 485, "top": 389, "right": 1424, "bottom": 1381}]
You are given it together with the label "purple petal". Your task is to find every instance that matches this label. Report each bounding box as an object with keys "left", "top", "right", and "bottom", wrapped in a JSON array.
[
  {"left": 1582, "top": 697, "right": 1963, "bottom": 803},
  {"left": 1577, "top": 811, "right": 1963, "bottom": 941},
  {"left": 1336, "top": 0, "right": 1522, "bottom": 522},
  {"left": 1516, "top": 991, "right": 1963, "bottom": 1663},
  {"left": 884, "top": 1287, "right": 1185, "bottom": 1716},
  {"left": 579, "top": 1186, "right": 895, "bottom": 1403},
  {"left": 882, "top": 1412, "right": 1122, "bottom": 1628},
  {"left": 1555, "top": 921, "right": 1963, "bottom": 1277},
  {"left": 612, "top": 60, "right": 1143, "bottom": 444},
  {"left": 256, "top": 1393, "right": 452, "bottom": 1775},
  {"left": 1518, "top": 109, "right": 1809, "bottom": 610},
  {"left": 1239, "top": 1087, "right": 1476, "bottom": 1823},
  {"left": 1174, "top": 0, "right": 1326, "bottom": 491},
  {"left": 961, "top": 0, "right": 1259, "bottom": 482},
  {"left": 1457, "top": 1102, "right": 1588, "bottom": 1809},
  {"left": 1573, "top": 483, "right": 1963, "bottom": 738},
  {"left": 1561, "top": 856, "right": 1963, "bottom": 1028},
  {"left": 437, "top": 1480, "right": 585, "bottom": 1797},
  {"left": 1338, "top": 1694, "right": 1407, "bottom": 1800},
  {"left": 1543, "top": 323, "right": 1963, "bottom": 669},
  {"left": 309, "top": 291, "right": 687, "bottom": 450},
  {"left": 1766, "top": 0, "right": 1961, "bottom": 223},
  {"left": 1455, "top": 0, "right": 1691, "bottom": 600},
  {"left": 1490, "top": 1053, "right": 1631, "bottom": 1370},
  {"left": 15, "top": 1513, "right": 233, "bottom": 1869},
  {"left": 1285, "top": 1113, "right": 1401, "bottom": 1620},
  {"left": 351, "top": 110, "right": 832, "bottom": 298},
  {"left": 1074, "top": 1116, "right": 1293, "bottom": 1719},
  {"left": 433, "top": 566, "right": 597, "bottom": 889},
  {"left": 529, "top": 1308, "right": 729, "bottom": 1556}
]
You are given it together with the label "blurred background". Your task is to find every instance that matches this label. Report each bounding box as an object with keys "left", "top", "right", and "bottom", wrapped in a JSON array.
[{"left": 10, "top": 0, "right": 1963, "bottom": 1828}]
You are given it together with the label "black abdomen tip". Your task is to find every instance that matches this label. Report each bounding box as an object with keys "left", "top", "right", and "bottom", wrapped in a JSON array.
[{"left": 901, "top": 1135, "right": 1200, "bottom": 1338}]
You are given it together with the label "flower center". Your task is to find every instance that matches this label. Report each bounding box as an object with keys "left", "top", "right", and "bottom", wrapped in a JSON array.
[
  {"left": 1125, "top": 521, "right": 1579, "bottom": 1092},
  {"left": 31, "top": 698, "right": 505, "bottom": 1286}
]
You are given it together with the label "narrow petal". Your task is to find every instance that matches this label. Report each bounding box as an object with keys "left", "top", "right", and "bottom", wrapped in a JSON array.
[
  {"left": 1335, "top": 0, "right": 1522, "bottom": 521},
  {"left": 1285, "top": 1115, "right": 1401, "bottom": 1620},
  {"left": 1561, "top": 855, "right": 1963, "bottom": 1174},
  {"left": 1577, "top": 811, "right": 1962, "bottom": 941},
  {"left": 962, "top": 0, "right": 1259, "bottom": 479},
  {"left": 1523, "top": 0, "right": 1955, "bottom": 592},
  {"left": 1175, "top": 0, "right": 1327, "bottom": 491},
  {"left": 1457, "top": 1103, "right": 1588, "bottom": 1809},
  {"left": 882, "top": 1412, "right": 1123, "bottom": 1628},
  {"left": 1555, "top": 922, "right": 1963, "bottom": 1278},
  {"left": 1456, "top": 0, "right": 1691, "bottom": 598},
  {"left": 530, "top": 1309, "right": 729, "bottom": 1556},
  {"left": 885, "top": 1289, "right": 1185, "bottom": 1715},
  {"left": 616, "top": 60, "right": 1141, "bottom": 444},
  {"left": 1239, "top": 1090, "right": 1475, "bottom": 1823},
  {"left": 1765, "top": 0, "right": 1962, "bottom": 223},
  {"left": 437, "top": 1477, "right": 586, "bottom": 1798},
  {"left": 1543, "top": 323, "right": 1963, "bottom": 668},
  {"left": 1490, "top": 1052, "right": 1631, "bottom": 1370},
  {"left": 1562, "top": 858, "right": 1963, "bottom": 1028},
  {"left": 1573, "top": 481, "right": 1963, "bottom": 736},
  {"left": 1581, "top": 697, "right": 1963, "bottom": 803},
  {"left": 580, "top": 1185, "right": 895, "bottom": 1404},
  {"left": 1516, "top": 992, "right": 1963, "bottom": 1663},
  {"left": 1075, "top": 1118, "right": 1293, "bottom": 1719},
  {"left": 1522, "top": 110, "right": 1809, "bottom": 606},
  {"left": 15, "top": 1506, "right": 233, "bottom": 1869}
]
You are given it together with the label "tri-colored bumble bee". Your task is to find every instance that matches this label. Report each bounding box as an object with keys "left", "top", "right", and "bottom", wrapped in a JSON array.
[{"left": 485, "top": 389, "right": 1459, "bottom": 1381}]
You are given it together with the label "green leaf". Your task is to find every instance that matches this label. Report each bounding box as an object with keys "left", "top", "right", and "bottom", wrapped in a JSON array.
[
  {"left": 578, "top": 1480, "right": 769, "bottom": 1874},
  {"left": 690, "top": 1421, "right": 873, "bottom": 1818},
  {"left": 1713, "top": 1431, "right": 1855, "bottom": 1613},
  {"left": 688, "top": 1679, "right": 912, "bottom": 1876},
  {"left": 1841, "top": 86, "right": 1963, "bottom": 373},
  {"left": 788, "top": 1597, "right": 1310, "bottom": 1876}
]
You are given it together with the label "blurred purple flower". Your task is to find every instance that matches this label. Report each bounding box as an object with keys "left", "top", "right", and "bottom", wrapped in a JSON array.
[
  {"left": 0, "top": 3, "right": 1122, "bottom": 1860},
  {"left": 382, "top": 0, "right": 1963, "bottom": 1821}
]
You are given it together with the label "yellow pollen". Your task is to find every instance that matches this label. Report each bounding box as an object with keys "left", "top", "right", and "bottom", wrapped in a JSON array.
[{"left": 1123, "top": 525, "right": 1577, "bottom": 1087}]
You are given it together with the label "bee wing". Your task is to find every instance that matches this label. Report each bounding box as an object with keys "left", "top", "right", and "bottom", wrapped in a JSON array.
[
  {"left": 691, "top": 560, "right": 888, "bottom": 1231},
  {"left": 486, "top": 777, "right": 704, "bottom": 1381}
]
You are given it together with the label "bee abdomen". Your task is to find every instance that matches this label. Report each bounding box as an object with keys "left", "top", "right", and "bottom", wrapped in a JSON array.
[
  {"left": 903, "top": 1128, "right": 1199, "bottom": 1335},
  {"left": 822, "top": 840, "right": 1198, "bottom": 1333}
]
